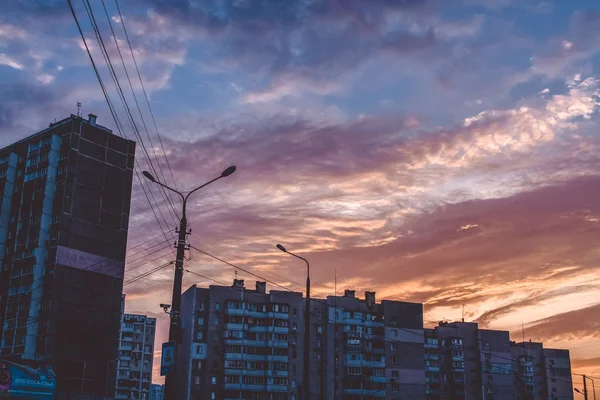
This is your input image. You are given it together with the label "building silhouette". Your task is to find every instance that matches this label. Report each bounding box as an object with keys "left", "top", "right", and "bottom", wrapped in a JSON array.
[
  {"left": 173, "top": 280, "right": 574, "bottom": 400},
  {"left": 0, "top": 114, "right": 135, "bottom": 398}
]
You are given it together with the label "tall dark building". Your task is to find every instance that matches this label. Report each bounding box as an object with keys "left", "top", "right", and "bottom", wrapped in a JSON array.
[{"left": 0, "top": 114, "right": 135, "bottom": 398}]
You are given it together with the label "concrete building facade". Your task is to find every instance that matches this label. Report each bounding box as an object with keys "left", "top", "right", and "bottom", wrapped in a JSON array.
[
  {"left": 178, "top": 279, "right": 306, "bottom": 400},
  {"left": 0, "top": 114, "right": 135, "bottom": 397},
  {"left": 324, "top": 290, "right": 425, "bottom": 400},
  {"left": 511, "top": 342, "right": 573, "bottom": 400},
  {"left": 115, "top": 296, "right": 156, "bottom": 399},
  {"left": 424, "top": 322, "right": 573, "bottom": 400},
  {"left": 149, "top": 384, "right": 164, "bottom": 400},
  {"left": 178, "top": 282, "right": 425, "bottom": 400}
]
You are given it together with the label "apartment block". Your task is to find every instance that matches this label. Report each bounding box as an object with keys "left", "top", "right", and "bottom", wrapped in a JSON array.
[
  {"left": 177, "top": 281, "right": 425, "bottom": 400},
  {"left": 175, "top": 281, "right": 573, "bottom": 400},
  {"left": 115, "top": 296, "right": 156, "bottom": 399},
  {"left": 424, "top": 322, "right": 573, "bottom": 400},
  {"left": 324, "top": 290, "right": 425, "bottom": 400},
  {"left": 149, "top": 384, "right": 164, "bottom": 400},
  {"left": 177, "top": 279, "right": 306, "bottom": 400},
  {"left": 0, "top": 114, "right": 135, "bottom": 397},
  {"left": 511, "top": 341, "right": 573, "bottom": 400}
]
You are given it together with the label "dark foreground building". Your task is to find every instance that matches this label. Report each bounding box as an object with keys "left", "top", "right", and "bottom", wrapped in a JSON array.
[
  {"left": 176, "top": 281, "right": 425, "bottom": 400},
  {"left": 0, "top": 114, "right": 135, "bottom": 398}
]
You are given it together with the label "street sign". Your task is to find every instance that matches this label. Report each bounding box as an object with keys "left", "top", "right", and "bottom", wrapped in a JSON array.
[{"left": 160, "top": 341, "right": 176, "bottom": 376}]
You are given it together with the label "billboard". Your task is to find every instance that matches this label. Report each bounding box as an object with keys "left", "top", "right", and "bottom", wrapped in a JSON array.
[{"left": 0, "top": 361, "right": 55, "bottom": 399}]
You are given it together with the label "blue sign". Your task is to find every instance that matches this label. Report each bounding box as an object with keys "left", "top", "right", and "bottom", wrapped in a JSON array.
[
  {"left": 161, "top": 341, "right": 176, "bottom": 376},
  {"left": 0, "top": 361, "right": 55, "bottom": 399}
]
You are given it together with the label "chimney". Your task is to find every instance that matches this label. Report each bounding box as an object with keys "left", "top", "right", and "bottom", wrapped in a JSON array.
[
  {"left": 344, "top": 289, "right": 355, "bottom": 298},
  {"left": 232, "top": 279, "right": 245, "bottom": 289},
  {"left": 88, "top": 113, "right": 97, "bottom": 126},
  {"left": 365, "top": 291, "right": 376, "bottom": 304},
  {"left": 255, "top": 281, "right": 266, "bottom": 294}
]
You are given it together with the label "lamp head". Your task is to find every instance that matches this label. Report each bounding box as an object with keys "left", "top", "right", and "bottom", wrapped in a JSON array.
[
  {"left": 276, "top": 244, "right": 287, "bottom": 253},
  {"left": 142, "top": 171, "right": 156, "bottom": 182},
  {"left": 221, "top": 165, "right": 236, "bottom": 177}
]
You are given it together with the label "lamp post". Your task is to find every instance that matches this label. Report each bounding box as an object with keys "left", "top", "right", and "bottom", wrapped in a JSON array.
[
  {"left": 276, "top": 244, "right": 310, "bottom": 400},
  {"left": 143, "top": 166, "right": 236, "bottom": 400},
  {"left": 575, "top": 376, "right": 597, "bottom": 400}
]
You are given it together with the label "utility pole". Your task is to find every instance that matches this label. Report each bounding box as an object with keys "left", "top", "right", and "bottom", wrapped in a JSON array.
[
  {"left": 584, "top": 375, "right": 589, "bottom": 400},
  {"left": 143, "top": 166, "right": 236, "bottom": 400}
]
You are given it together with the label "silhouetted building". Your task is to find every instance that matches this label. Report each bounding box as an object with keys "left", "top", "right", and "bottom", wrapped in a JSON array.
[
  {"left": 115, "top": 295, "right": 156, "bottom": 399},
  {"left": 424, "top": 322, "right": 573, "bottom": 400},
  {"left": 324, "top": 290, "right": 425, "bottom": 400},
  {"left": 0, "top": 114, "right": 135, "bottom": 398},
  {"left": 177, "top": 279, "right": 305, "bottom": 400},
  {"left": 177, "top": 282, "right": 425, "bottom": 400},
  {"left": 511, "top": 341, "right": 573, "bottom": 400}
]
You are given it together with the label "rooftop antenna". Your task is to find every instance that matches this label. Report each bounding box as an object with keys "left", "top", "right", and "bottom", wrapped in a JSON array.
[
  {"left": 234, "top": 270, "right": 238, "bottom": 280},
  {"left": 462, "top": 304, "right": 465, "bottom": 322},
  {"left": 76, "top": 102, "right": 81, "bottom": 117}
]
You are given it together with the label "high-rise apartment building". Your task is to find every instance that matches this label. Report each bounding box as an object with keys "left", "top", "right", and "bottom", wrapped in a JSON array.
[
  {"left": 511, "top": 341, "right": 573, "bottom": 400},
  {"left": 424, "top": 321, "right": 573, "bottom": 400},
  {"left": 177, "top": 281, "right": 425, "bottom": 400},
  {"left": 115, "top": 295, "right": 156, "bottom": 399},
  {"left": 177, "top": 279, "right": 306, "bottom": 400},
  {"left": 324, "top": 290, "right": 425, "bottom": 400},
  {"left": 0, "top": 114, "right": 135, "bottom": 398}
]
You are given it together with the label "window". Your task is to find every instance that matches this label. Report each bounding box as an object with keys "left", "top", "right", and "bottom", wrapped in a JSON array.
[
  {"left": 348, "top": 367, "right": 362, "bottom": 375},
  {"left": 197, "top": 331, "right": 204, "bottom": 340},
  {"left": 392, "top": 384, "right": 400, "bottom": 392},
  {"left": 389, "top": 315, "right": 397, "bottom": 325},
  {"left": 392, "top": 356, "right": 398, "bottom": 364},
  {"left": 211, "top": 376, "right": 216, "bottom": 384},
  {"left": 211, "top": 393, "right": 215, "bottom": 400},
  {"left": 196, "top": 346, "right": 203, "bottom": 355},
  {"left": 197, "top": 317, "right": 204, "bottom": 325},
  {"left": 194, "top": 376, "right": 200, "bottom": 384},
  {"left": 390, "top": 343, "right": 397, "bottom": 351},
  {"left": 392, "top": 371, "right": 399, "bottom": 379},
  {"left": 215, "top": 302, "right": 220, "bottom": 311}
]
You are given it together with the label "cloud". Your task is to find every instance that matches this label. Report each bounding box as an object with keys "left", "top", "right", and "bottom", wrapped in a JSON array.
[
  {"left": 519, "top": 10, "right": 600, "bottom": 81},
  {"left": 515, "top": 303, "right": 600, "bottom": 342}
]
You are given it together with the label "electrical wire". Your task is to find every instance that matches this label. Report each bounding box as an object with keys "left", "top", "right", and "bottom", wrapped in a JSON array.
[
  {"left": 67, "top": 0, "right": 176, "bottom": 254},
  {"left": 114, "top": 0, "right": 180, "bottom": 194},
  {"left": 80, "top": 0, "right": 178, "bottom": 230},
  {"left": 100, "top": 0, "right": 180, "bottom": 221}
]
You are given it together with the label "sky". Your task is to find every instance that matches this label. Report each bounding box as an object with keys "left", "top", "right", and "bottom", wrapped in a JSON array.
[{"left": 1, "top": 0, "right": 600, "bottom": 391}]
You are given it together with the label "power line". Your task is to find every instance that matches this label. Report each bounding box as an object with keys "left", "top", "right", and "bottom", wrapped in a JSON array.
[
  {"left": 114, "top": 0, "right": 179, "bottom": 194},
  {"left": 67, "top": 0, "right": 176, "bottom": 254},
  {"left": 80, "top": 0, "right": 178, "bottom": 230},
  {"left": 100, "top": 0, "right": 180, "bottom": 221}
]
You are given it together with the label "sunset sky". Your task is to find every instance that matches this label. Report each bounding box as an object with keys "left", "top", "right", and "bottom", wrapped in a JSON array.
[{"left": 1, "top": 0, "right": 599, "bottom": 391}]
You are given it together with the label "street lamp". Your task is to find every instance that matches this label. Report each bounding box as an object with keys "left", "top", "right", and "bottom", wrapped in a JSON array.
[
  {"left": 575, "top": 376, "right": 597, "bottom": 400},
  {"left": 276, "top": 244, "right": 310, "bottom": 400},
  {"left": 143, "top": 166, "right": 236, "bottom": 400}
]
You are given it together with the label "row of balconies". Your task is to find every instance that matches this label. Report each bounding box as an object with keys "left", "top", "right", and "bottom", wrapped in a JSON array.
[
  {"left": 224, "top": 353, "right": 288, "bottom": 362},
  {"left": 224, "top": 369, "right": 289, "bottom": 377},
  {"left": 224, "top": 383, "right": 288, "bottom": 392},
  {"left": 225, "top": 309, "right": 290, "bottom": 319},
  {"left": 224, "top": 339, "right": 290, "bottom": 348}
]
